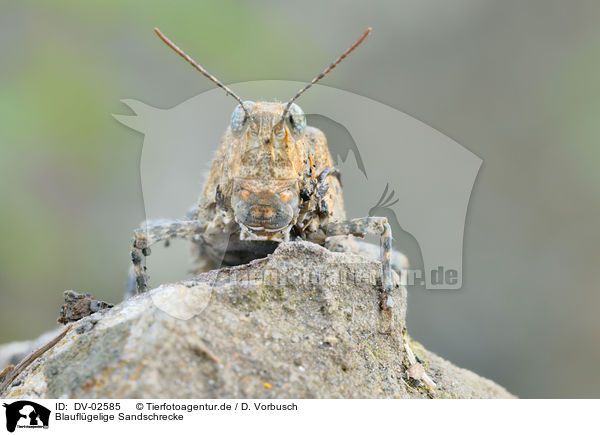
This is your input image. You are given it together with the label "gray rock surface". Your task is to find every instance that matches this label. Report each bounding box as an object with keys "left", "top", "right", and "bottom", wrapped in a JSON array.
[{"left": 0, "top": 241, "right": 514, "bottom": 398}]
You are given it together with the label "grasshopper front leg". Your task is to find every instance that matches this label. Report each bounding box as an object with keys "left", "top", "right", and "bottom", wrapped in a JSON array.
[
  {"left": 326, "top": 217, "right": 394, "bottom": 312},
  {"left": 130, "top": 219, "right": 206, "bottom": 294}
]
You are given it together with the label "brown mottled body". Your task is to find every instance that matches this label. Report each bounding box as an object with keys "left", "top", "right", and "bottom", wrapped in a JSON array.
[
  {"left": 129, "top": 27, "right": 397, "bottom": 312},
  {"left": 192, "top": 104, "right": 344, "bottom": 259},
  {"left": 198, "top": 103, "right": 344, "bottom": 235}
]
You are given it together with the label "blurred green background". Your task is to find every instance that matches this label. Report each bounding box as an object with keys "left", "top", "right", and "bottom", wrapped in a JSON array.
[{"left": 1, "top": 0, "right": 599, "bottom": 398}]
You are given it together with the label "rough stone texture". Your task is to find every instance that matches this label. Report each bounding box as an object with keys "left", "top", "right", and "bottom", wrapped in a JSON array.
[{"left": 0, "top": 241, "right": 513, "bottom": 399}]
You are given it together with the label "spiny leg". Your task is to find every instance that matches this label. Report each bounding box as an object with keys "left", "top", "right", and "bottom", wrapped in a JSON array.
[
  {"left": 325, "top": 238, "right": 408, "bottom": 284},
  {"left": 130, "top": 219, "right": 205, "bottom": 295},
  {"left": 326, "top": 217, "right": 394, "bottom": 312}
]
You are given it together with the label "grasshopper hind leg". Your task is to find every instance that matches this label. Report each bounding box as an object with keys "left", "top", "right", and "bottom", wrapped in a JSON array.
[
  {"left": 128, "top": 219, "right": 206, "bottom": 296},
  {"left": 325, "top": 237, "right": 408, "bottom": 285},
  {"left": 325, "top": 217, "right": 396, "bottom": 312}
]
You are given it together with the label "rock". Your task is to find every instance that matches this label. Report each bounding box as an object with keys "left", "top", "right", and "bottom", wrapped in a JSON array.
[{"left": 0, "top": 241, "right": 514, "bottom": 399}]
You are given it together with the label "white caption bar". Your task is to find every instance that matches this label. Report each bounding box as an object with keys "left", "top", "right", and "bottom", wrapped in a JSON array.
[{"left": 1, "top": 399, "right": 598, "bottom": 434}]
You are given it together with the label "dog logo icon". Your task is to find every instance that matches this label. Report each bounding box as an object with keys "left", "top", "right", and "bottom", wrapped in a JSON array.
[{"left": 3, "top": 401, "right": 50, "bottom": 432}]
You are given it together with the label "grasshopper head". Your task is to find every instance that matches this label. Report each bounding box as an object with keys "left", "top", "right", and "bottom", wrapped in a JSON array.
[
  {"left": 232, "top": 177, "right": 299, "bottom": 238},
  {"left": 152, "top": 27, "right": 371, "bottom": 240},
  {"left": 228, "top": 101, "right": 305, "bottom": 240}
]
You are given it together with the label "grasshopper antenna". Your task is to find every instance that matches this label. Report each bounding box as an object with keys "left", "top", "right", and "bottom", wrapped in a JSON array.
[
  {"left": 281, "top": 27, "right": 372, "bottom": 121},
  {"left": 154, "top": 27, "right": 250, "bottom": 118}
]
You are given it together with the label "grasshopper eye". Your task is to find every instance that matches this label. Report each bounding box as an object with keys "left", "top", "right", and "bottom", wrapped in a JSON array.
[
  {"left": 286, "top": 103, "right": 306, "bottom": 138},
  {"left": 230, "top": 101, "right": 255, "bottom": 136}
]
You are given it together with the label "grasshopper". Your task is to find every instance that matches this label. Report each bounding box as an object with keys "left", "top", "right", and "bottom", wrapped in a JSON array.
[{"left": 130, "top": 27, "right": 402, "bottom": 312}]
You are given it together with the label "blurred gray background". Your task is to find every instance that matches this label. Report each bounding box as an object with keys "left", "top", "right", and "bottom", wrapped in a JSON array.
[{"left": 1, "top": 0, "right": 599, "bottom": 398}]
